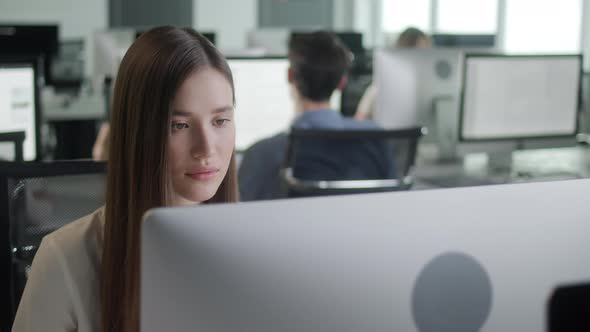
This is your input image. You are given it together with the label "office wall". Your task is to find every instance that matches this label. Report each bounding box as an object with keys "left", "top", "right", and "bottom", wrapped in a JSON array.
[
  {"left": 0, "top": 0, "right": 107, "bottom": 39},
  {"left": 193, "top": 0, "right": 257, "bottom": 51},
  {"left": 334, "top": 0, "right": 356, "bottom": 31}
]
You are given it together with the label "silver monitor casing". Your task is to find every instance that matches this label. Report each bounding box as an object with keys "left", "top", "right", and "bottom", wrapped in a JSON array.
[{"left": 142, "top": 179, "right": 590, "bottom": 332}]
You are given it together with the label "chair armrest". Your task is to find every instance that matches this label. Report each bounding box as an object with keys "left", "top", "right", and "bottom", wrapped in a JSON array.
[{"left": 281, "top": 168, "right": 413, "bottom": 193}]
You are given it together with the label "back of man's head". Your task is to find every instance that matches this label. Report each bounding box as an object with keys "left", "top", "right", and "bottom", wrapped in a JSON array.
[{"left": 288, "top": 31, "right": 352, "bottom": 102}]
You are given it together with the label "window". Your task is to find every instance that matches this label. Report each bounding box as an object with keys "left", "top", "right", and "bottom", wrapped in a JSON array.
[
  {"left": 382, "top": 0, "right": 431, "bottom": 33},
  {"left": 504, "top": 0, "right": 582, "bottom": 54},
  {"left": 436, "top": 0, "right": 498, "bottom": 34}
]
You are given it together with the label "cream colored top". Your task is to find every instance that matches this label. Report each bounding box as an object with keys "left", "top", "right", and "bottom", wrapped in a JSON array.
[
  {"left": 12, "top": 207, "right": 104, "bottom": 332},
  {"left": 354, "top": 83, "right": 377, "bottom": 121}
]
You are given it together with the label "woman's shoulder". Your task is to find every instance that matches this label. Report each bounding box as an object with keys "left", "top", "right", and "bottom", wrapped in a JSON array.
[
  {"left": 43, "top": 207, "right": 105, "bottom": 267},
  {"left": 46, "top": 207, "right": 104, "bottom": 249},
  {"left": 12, "top": 207, "right": 105, "bottom": 331}
]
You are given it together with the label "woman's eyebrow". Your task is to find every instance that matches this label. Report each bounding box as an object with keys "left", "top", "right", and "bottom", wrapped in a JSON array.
[
  {"left": 212, "top": 106, "right": 234, "bottom": 114},
  {"left": 171, "top": 107, "right": 233, "bottom": 117},
  {"left": 171, "top": 110, "right": 192, "bottom": 117}
]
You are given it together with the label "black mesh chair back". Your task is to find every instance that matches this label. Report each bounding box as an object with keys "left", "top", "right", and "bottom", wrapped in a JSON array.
[
  {"left": 0, "top": 160, "right": 106, "bottom": 330},
  {"left": 282, "top": 126, "right": 425, "bottom": 197}
]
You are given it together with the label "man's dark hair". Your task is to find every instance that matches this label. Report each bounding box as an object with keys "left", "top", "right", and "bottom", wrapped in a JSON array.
[{"left": 288, "top": 31, "right": 352, "bottom": 102}]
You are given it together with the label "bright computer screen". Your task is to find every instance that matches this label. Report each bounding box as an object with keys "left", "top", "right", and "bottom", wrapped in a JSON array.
[
  {"left": 460, "top": 55, "right": 581, "bottom": 141},
  {"left": 228, "top": 57, "right": 341, "bottom": 151},
  {"left": 0, "top": 61, "right": 38, "bottom": 161}
]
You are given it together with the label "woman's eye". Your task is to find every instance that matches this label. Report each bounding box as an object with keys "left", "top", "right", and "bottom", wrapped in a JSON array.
[
  {"left": 214, "top": 119, "right": 230, "bottom": 127},
  {"left": 171, "top": 122, "right": 189, "bottom": 130}
]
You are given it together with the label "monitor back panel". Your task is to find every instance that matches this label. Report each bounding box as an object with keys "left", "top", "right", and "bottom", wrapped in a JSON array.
[{"left": 142, "top": 179, "right": 590, "bottom": 332}]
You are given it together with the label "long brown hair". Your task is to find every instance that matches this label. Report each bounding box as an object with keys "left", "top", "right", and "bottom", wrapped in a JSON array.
[{"left": 101, "top": 26, "right": 238, "bottom": 332}]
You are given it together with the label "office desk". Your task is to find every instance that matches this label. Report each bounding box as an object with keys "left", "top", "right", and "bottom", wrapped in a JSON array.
[{"left": 413, "top": 146, "right": 590, "bottom": 189}]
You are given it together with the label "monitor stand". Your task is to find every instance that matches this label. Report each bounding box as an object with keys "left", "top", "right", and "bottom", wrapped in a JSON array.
[{"left": 486, "top": 150, "right": 513, "bottom": 174}]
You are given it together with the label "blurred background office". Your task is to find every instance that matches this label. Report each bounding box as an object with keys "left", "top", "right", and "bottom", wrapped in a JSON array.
[
  {"left": 3, "top": 2, "right": 590, "bottom": 330},
  {"left": 1, "top": 0, "right": 589, "bottom": 184}
]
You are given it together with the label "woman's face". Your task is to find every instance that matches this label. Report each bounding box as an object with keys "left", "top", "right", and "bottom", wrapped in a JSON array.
[{"left": 167, "top": 68, "right": 235, "bottom": 206}]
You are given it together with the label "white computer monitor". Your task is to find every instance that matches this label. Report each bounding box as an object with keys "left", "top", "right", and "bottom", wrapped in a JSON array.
[
  {"left": 373, "top": 49, "right": 464, "bottom": 136},
  {"left": 142, "top": 179, "right": 590, "bottom": 332},
  {"left": 228, "top": 57, "right": 341, "bottom": 151},
  {"left": 0, "top": 58, "right": 39, "bottom": 161},
  {"left": 460, "top": 55, "right": 582, "bottom": 141},
  {"left": 91, "top": 29, "right": 135, "bottom": 92}
]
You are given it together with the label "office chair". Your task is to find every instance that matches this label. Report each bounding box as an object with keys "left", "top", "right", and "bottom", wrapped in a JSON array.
[
  {"left": 0, "top": 160, "right": 106, "bottom": 330},
  {"left": 281, "top": 126, "right": 425, "bottom": 197},
  {"left": 0, "top": 131, "right": 26, "bottom": 162}
]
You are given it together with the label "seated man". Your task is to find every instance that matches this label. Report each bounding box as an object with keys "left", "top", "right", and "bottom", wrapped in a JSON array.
[{"left": 238, "top": 31, "right": 389, "bottom": 201}]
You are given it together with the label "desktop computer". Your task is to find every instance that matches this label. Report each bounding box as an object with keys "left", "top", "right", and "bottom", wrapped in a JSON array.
[
  {"left": 459, "top": 54, "right": 582, "bottom": 174},
  {"left": 227, "top": 57, "right": 341, "bottom": 151},
  {"left": 0, "top": 25, "right": 59, "bottom": 85},
  {"left": 0, "top": 57, "right": 41, "bottom": 161},
  {"left": 432, "top": 34, "right": 496, "bottom": 49},
  {"left": 247, "top": 28, "right": 291, "bottom": 55},
  {"left": 50, "top": 39, "right": 85, "bottom": 91},
  {"left": 91, "top": 29, "right": 135, "bottom": 92},
  {"left": 141, "top": 179, "right": 590, "bottom": 331},
  {"left": 373, "top": 48, "right": 464, "bottom": 138},
  {"left": 136, "top": 29, "right": 216, "bottom": 45}
]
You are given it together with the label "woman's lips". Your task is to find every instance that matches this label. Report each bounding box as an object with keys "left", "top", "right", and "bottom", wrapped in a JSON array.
[{"left": 185, "top": 168, "right": 219, "bottom": 181}]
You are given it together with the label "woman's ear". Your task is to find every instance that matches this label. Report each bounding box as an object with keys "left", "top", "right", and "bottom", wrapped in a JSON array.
[{"left": 337, "top": 75, "right": 348, "bottom": 91}]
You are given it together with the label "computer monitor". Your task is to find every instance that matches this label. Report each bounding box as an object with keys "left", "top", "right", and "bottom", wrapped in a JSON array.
[
  {"left": 50, "top": 39, "right": 85, "bottom": 90},
  {"left": 136, "top": 30, "right": 216, "bottom": 45},
  {"left": 460, "top": 55, "right": 582, "bottom": 141},
  {"left": 433, "top": 34, "right": 496, "bottom": 49},
  {"left": 247, "top": 28, "right": 290, "bottom": 55},
  {"left": 92, "top": 29, "right": 135, "bottom": 92},
  {"left": 0, "top": 57, "right": 40, "bottom": 161},
  {"left": 335, "top": 32, "right": 364, "bottom": 55},
  {"left": 290, "top": 31, "right": 364, "bottom": 54},
  {"left": 373, "top": 48, "right": 463, "bottom": 136},
  {"left": 0, "top": 25, "right": 59, "bottom": 85},
  {"left": 142, "top": 179, "right": 590, "bottom": 332},
  {"left": 227, "top": 57, "right": 341, "bottom": 151}
]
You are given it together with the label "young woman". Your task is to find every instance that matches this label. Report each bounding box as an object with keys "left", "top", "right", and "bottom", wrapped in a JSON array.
[{"left": 12, "top": 26, "right": 238, "bottom": 332}]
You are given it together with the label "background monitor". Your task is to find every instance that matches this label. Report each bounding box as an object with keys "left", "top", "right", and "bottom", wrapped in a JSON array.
[
  {"left": 228, "top": 56, "right": 340, "bottom": 151},
  {"left": 0, "top": 25, "right": 59, "bottom": 85},
  {"left": 50, "top": 39, "right": 85, "bottom": 90},
  {"left": 91, "top": 29, "right": 135, "bottom": 92},
  {"left": 460, "top": 54, "right": 581, "bottom": 141},
  {"left": 246, "top": 28, "right": 290, "bottom": 55},
  {"left": 0, "top": 57, "right": 40, "bottom": 161},
  {"left": 433, "top": 34, "right": 496, "bottom": 48},
  {"left": 135, "top": 29, "right": 216, "bottom": 45},
  {"left": 290, "top": 31, "right": 364, "bottom": 54},
  {"left": 142, "top": 179, "right": 590, "bottom": 332},
  {"left": 335, "top": 31, "right": 364, "bottom": 55},
  {"left": 373, "top": 48, "right": 463, "bottom": 138}
]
